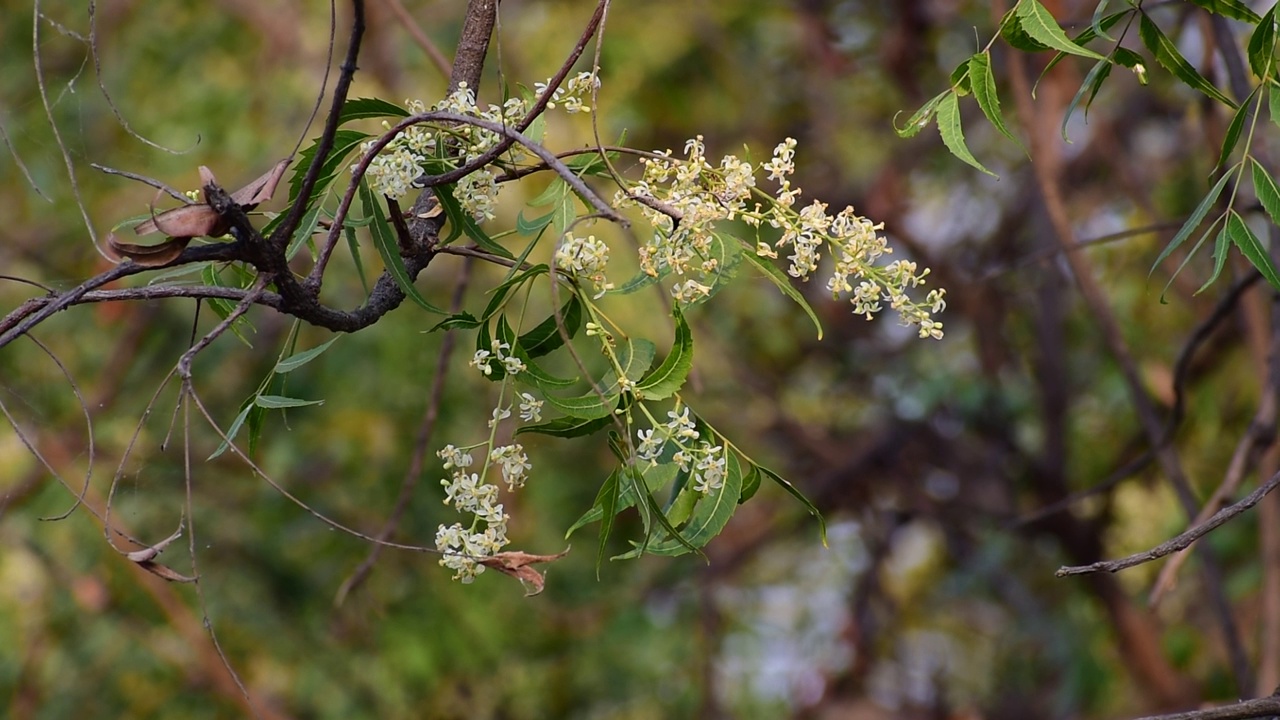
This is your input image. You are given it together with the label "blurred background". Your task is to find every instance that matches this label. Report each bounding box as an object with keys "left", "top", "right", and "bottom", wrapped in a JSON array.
[{"left": 0, "top": 1, "right": 1272, "bottom": 718}]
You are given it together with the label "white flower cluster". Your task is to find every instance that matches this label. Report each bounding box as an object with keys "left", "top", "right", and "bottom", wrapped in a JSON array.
[
  {"left": 635, "top": 406, "right": 728, "bottom": 494},
  {"left": 434, "top": 442, "right": 532, "bottom": 583},
  {"left": 617, "top": 136, "right": 945, "bottom": 338},
  {"left": 356, "top": 73, "right": 600, "bottom": 218},
  {"left": 555, "top": 233, "right": 613, "bottom": 297},
  {"left": 469, "top": 341, "right": 526, "bottom": 377}
]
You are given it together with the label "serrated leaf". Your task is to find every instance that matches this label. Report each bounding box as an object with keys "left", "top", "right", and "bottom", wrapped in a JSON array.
[
  {"left": 344, "top": 223, "right": 370, "bottom": 296},
  {"left": 936, "top": 92, "right": 996, "bottom": 176},
  {"left": 426, "top": 312, "right": 481, "bottom": 333},
  {"left": 969, "top": 53, "right": 1023, "bottom": 151},
  {"left": 1063, "top": 59, "right": 1113, "bottom": 141},
  {"left": 758, "top": 463, "right": 827, "bottom": 546},
  {"left": 1188, "top": 0, "right": 1262, "bottom": 24},
  {"left": 435, "top": 183, "right": 514, "bottom": 258},
  {"left": 739, "top": 464, "right": 761, "bottom": 503},
  {"left": 1001, "top": 10, "right": 1052, "bottom": 52},
  {"left": 1252, "top": 158, "right": 1280, "bottom": 227},
  {"left": 290, "top": 129, "right": 370, "bottom": 204},
  {"left": 201, "top": 265, "right": 254, "bottom": 347},
  {"left": 739, "top": 246, "right": 823, "bottom": 339},
  {"left": 1226, "top": 210, "right": 1280, "bottom": 290},
  {"left": 286, "top": 203, "right": 323, "bottom": 261},
  {"left": 1249, "top": 5, "right": 1278, "bottom": 79},
  {"left": 274, "top": 336, "right": 339, "bottom": 373},
  {"left": 516, "top": 208, "right": 555, "bottom": 235},
  {"left": 359, "top": 180, "right": 447, "bottom": 315},
  {"left": 254, "top": 394, "right": 324, "bottom": 409},
  {"left": 1091, "top": 0, "right": 1116, "bottom": 42},
  {"left": 516, "top": 414, "right": 612, "bottom": 439},
  {"left": 519, "top": 295, "right": 582, "bottom": 358},
  {"left": 1016, "top": 0, "right": 1108, "bottom": 60},
  {"left": 1271, "top": 81, "right": 1280, "bottom": 130},
  {"left": 1218, "top": 91, "right": 1257, "bottom": 169},
  {"left": 338, "top": 97, "right": 411, "bottom": 125},
  {"left": 637, "top": 306, "right": 693, "bottom": 401},
  {"left": 949, "top": 62, "right": 973, "bottom": 96},
  {"left": 1197, "top": 222, "right": 1233, "bottom": 293},
  {"left": 566, "top": 462, "right": 677, "bottom": 537},
  {"left": 1139, "top": 12, "right": 1238, "bottom": 108},
  {"left": 1150, "top": 172, "right": 1233, "bottom": 273},
  {"left": 529, "top": 177, "right": 568, "bottom": 207},
  {"left": 542, "top": 388, "right": 618, "bottom": 420},
  {"left": 481, "top": 265, "right": 549, "bottom": 321},
  {"left": 594, "top": 468, "right": 620, "bottom": 576},
  {"left": 644, "top": 454, "right": 743, "bottom": 556},
  {"left": 209, "top": 401, "right": 254, "bottom": 460},
  {"left": 893, "top": 90, "right": 949, "bottom": 138}
]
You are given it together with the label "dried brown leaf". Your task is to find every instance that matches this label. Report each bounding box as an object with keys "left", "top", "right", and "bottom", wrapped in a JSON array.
[
  {"left": 479, "top": 547, "right": 570, "bottom": 596},
  {"left": 125, "top": 525, "right": 184, "bottom": 562},
  {"left": 104, "top": 233, "right": 193, "bottom": 267},
  {"left": 135, "top": 560, "right": 197, "bottom": 583}
]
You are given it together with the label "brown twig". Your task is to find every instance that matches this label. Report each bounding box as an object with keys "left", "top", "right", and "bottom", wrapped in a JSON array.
[
  {"left": 1057, "top": 470, "right": 1280, "bottom": 577},
  {"left": 378, "top": 0, "right": 451, "bottom": 79}
]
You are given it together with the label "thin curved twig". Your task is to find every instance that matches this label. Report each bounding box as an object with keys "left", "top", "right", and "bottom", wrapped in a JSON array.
[{"left": 1057, "top": 470, "right": 1280, "bottom": 576}]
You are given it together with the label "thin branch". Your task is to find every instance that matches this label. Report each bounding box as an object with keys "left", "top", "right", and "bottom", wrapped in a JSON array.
[
  {"left": 378, "top": 0, "right": 452, "bottom": 79},
  {"left": 1133, "top": 693, "right": 1280, "bottom": 720},
  {"left": 270, "top": 0, "right": 365, "bottom": 250},
  {"left": 1057, "top": 470, "right": 1280, "bottom": 576},
  {"left": 90, "top": 163, "right": 190, "bottom": 203}
]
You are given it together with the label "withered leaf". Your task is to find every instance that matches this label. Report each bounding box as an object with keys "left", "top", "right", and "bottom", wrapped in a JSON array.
[
  {"left": 479, "top": 547, "right": 570, "bottom": 596},
  {"left": 125, "top": 525, "right": 184, "bottom": 563},
  {"left": 134, "top": 560, "right": 197, "bottom": 583},
  {"left": 108, "top": 158, "right": 292, "bottom": 265},
  {"left": 104, "top": 233, "right": 193, "bottom": 267}
]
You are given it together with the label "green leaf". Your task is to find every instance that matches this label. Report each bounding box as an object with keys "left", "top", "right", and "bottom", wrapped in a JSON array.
[
  {"left": 518, "top": 295, "right": 583, "bottom": 358},
  {"left": 1187, "top": 0, "right": 1262, "bottom": 25},
  {"left": 1226, "top": 209, "right": 1280, "bottom": 290},
  {"left": 542, "top": 388, "right": 619, "bottom": 420},
  {"left": 969, "top": 53, "right": 1023, "bottom": 151},
  {"left": 644, "top": 454, "right": 743, "bottom": 556},
  {"left": 949, "top": 62, "right": 972, "bottom": 96},
  {"left": 290, "top": 129, "right": 370, "bottom": 204},
  {"left": 516, "top": 414, "right": 612, "bottom": 439},
  {"left": 758, "top": 463, "right": 827, "bottom": 546},
  {"left": 1218, "top": 91, "right": 1257, "bottom": 169},
  {"left": 1090, "top": 0, "right": 1116, "bottom": 42},
  {"left": 893, "top": 90, "right": 949, "bottom": 138},
  {"left": 1252, "top": 157, "right": 1280, "bottom": 227},
  {"left": 359, "top": 180, "right": 447, "bottom": 315},
  {"left": 1000, "top": 10, "right": 1051, "bottom": 52},
  {"left": 426, "top": 312, "right": 481, "bottom": 333},
  {"left": 738, "top": 246, "right": 823, "bottom": 339},
  {"left": 936, "top": 92, "right": 996, "bottom": 176},
  {"left": 435, "top": 183, "right": 514, "bottom": 258},
  {"left": 594, "top": 468, "right": 621, "bottom": 575},
  {"left": 516, "top": 208, "right": 555, "bottom": 235},
  {"left": 209, "top": 400, "right": 254, "bottom": 460},
  {"left": 1249, "top": 5, "right": 1279, "bottom": 80},
  {"left": 344, "top": 224, "right": 370, "bottom": 296},
  {"left": 274, "top": 336, "right": 339, "bottom": 374},
  {"left": 566, "top": 462, "right": 677, "bottom": 537},
  {"left": 529, "top": 177, "right": 568, "bottom": 207},
  {"left": 1015, "top": 0, "right": 1108, "bottom": 60},
  {"left": 739, "top": 464, "right": 761, "bottom": 504},
  {"left": 1062, "top": 59, "right": 1113, "bottom": 141},
  {"left": 254, "top": 394, "right": 324, "bottom": 409},
  {"left": 480, "top": 265, "right": 549, "bottom": 321},
  {"left": 286, "top": 203, "right": 323, "bottom": 261},
  {"left": 1270, "top": 80, "right": 1280, "bottom": 130},
  {"left": 201, "top": 265, "right": 254, "bottom": 347},
  {"left": 338, "top": 97, "right": 411, "bottom": 125},
  {"left": 1198, "top": 221, "right": 1233, "bottom": 293},
  {"left": 614, "top": 338, "right": 657, "bottom": 385},
  {"left": 1150, "top": 171, "right": 1233, "bottom": 273},
  {"left": 637, "top": 306, "right": 693, "bottom": 401},
  {"left": 1139, "top": 12, "right": 1238, "bottom": 108}
]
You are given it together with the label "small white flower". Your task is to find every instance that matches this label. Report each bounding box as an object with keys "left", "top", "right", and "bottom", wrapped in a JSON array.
[{"left": 518, "top": 393, "right": 544, "bottom": 422}]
